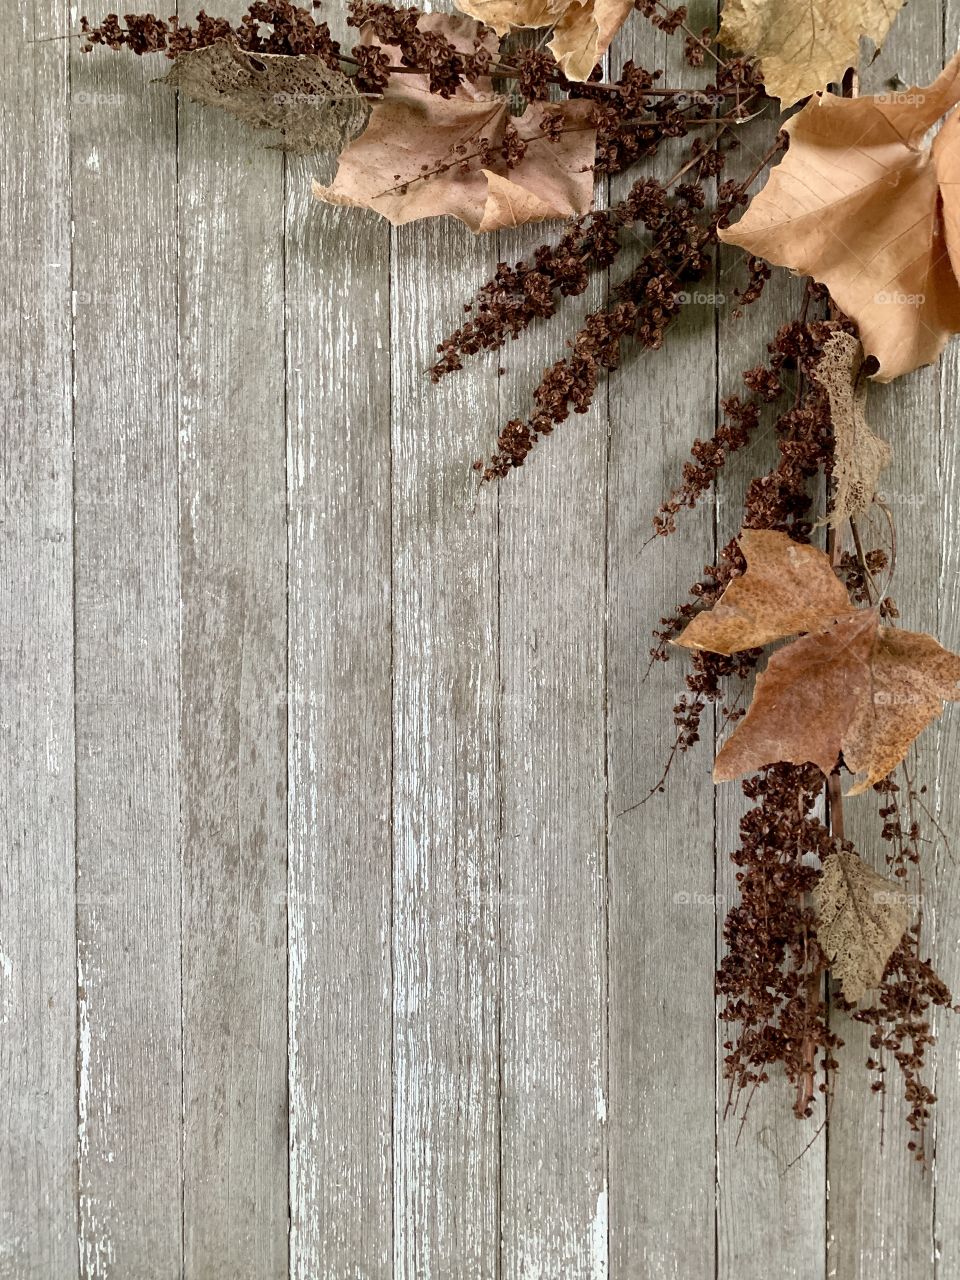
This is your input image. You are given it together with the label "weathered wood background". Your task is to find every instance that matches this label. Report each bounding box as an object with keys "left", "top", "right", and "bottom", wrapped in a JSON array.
[{"left": 4, "top": 0, "right": 960, "bottom": 1274}]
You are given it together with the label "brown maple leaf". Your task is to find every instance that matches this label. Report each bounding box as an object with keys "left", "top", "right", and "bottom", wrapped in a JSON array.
[
  {"left": 676, "top": 530, "right": 960, "bottom": 793},
  {"left": 313, "top": 13, "right": 596, "bottom": 231},
  {"left": 453, "top": 0, "right": 633, "bottom": 81},
  {"left": 718, "top": 0, "right": 907, "bottom": 108},
  {"left": 718, "top": 52, "right": 960, "bottom": 381}
]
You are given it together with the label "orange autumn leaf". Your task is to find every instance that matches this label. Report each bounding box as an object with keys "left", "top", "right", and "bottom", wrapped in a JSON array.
[
  {"left": 454, "top": 0, "right": 633, "bottom": 81},
  {"left": 675, "top": 531, "right": 960, "bottom": 793},
  {"left": 719, "top": 52, "right": 960, "bottom": 381},
  {"left": 313, "top": 13, "right": 596, "bottom": 231}
]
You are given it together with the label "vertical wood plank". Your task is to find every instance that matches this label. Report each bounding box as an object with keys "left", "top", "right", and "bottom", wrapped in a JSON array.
[
  {"left": 934, "top": 10, "right": 960, "bottom": 1270},
  {"left": 285, "top": 169, "right": 393, "bottom": 1280},
  {"left": 71, "top": 22, "right": 182, "bottom": 1278},
  {"left": 0, "top": 1, "right": 77, "bottom": 1274},
  {"left": 176, "top": 8, "right": 289, "bottom": 1273},
  {"left": 391, "top": 215, "right": 500, "bottom": 1277},
  {"left": 825, "top": 11, "right": 946, "bottom": 1278},
  {"left": 496, "top": 219, "right": 607, "bottom": 1274},
  {"left": 606, "top": 8, "right": 718, "bottom": 1277},
  {"left": 713, "top": 134, "right": 827, "bottom": 1280}
]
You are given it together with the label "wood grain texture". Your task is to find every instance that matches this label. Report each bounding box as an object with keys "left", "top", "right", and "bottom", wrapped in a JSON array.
[
  {"left": 5, "top": 4, "right": 960, "bottom": 1277},
  {"left": 71, "top": 18, "right": 183, "bottom": 1277},
  {"left": 177, "top": 2, "right": 289, "bottom": 1271},
  {"left": 495, "top": 217, "right": 607, "bottom": 1275},
  {"left": 0, "top": 1, "right": 77, "bottom": 1275},
  {"left": 605, "top": 7, "right": 718, "bottom": 1278},
  {"left": 934, "top": 8, "right": 960, "bottom": 1270},
  {"left": 825, "top": 12, "right": 946, "bottom": 1279},
  {"left": 390, "top": 215, "right": 501, "bottom": 1278},
  {"left": 285, "top": 166, "right": 393, "bottom": 1279}
]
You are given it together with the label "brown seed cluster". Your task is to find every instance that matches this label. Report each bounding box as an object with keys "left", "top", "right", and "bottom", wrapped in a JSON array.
[
  {"left": 846, "top": 930, "right": 954, "bottom": 1161},
  {"left": 462, "top": 172, "right": 756, "bottom": 479},
  {"left": 718, "top": 765, "right": 841, "bottom": 1120},
  {"left": 81, "top": 0, "right": 345, "bottom": 62},
  {"left": 347, "top": 0, "right": 493, "bottom": 95}
]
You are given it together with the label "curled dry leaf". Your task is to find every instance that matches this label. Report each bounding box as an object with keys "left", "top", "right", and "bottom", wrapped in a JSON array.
[
  {"left": 162, "top": 36, "right": 368, "bottom": 153},
  {"left": 676, "top": 530, "right": 960, "bottom": 792},
  {"left": 454, "top": 0, "right": 633, "bottom": 81},
  {"left": 719, "top": 52, "right": 960, "bottom": 381},
  {"left": 677, "top": 528, "right": 855, "bottom": 654},
  {"left": 718, "top": 0, "right": 907, "bottom": 108},
  {"left": 812, "top": 331, "right": 891, "bottom": 528},
  {"left": 314, "top": 13, "right": 596, "bottom": 231},
  {"left": 815, "top": 848, "right": 910, "bottom": 1002}
]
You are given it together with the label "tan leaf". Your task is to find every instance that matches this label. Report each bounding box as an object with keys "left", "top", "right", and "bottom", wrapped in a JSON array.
[
  {"left": 453, "top": 0, "right": 559, "bottom": 37},
  {"left": 313, "top": 91, "right": 596, "bottom": 232},
  {"left": 675, "top": 528, "right": 855, "bottom": 655},
  {"left": 477, "top": 168, "right": 568, "bottom": 230},
  {"left": 718, "top": 53, "right": 960, "bottom": 381},
  {"left": 718, "top": 0, "right": 907, "bottom": 108},
  {"left": 812, "top": 331, "right": 891, "bottom": 527},
  {"left": 679, "top": 530, "right": 960, "bottom": 790},
  {"left": 815, "top": 849, "right": 910, "bottom": 1002},
  {"left": 162, "top": 37, "right": 368, "bottom": 153},
  {"left": 454, "top": 0, "right": 633, "bottom": 80},
  {"left": 548, "top": 0, "right": 635, "bottom": 81}
]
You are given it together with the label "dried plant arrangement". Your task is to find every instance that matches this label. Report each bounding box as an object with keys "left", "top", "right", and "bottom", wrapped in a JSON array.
[{"left": 79, "top": 0, "right": 960, "bottom": 1160}]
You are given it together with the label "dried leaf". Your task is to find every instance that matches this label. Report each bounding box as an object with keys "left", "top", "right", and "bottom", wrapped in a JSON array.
[
  {"left": 815, "top": 848, "right": 910, "bottom": 1002},
  {"left": 844, "top": 627, "right": 960, "bottom": 791},
  {"left": 718, "top": 53, "right": 960, "bottom": 381},
  {"left": 936, "top": 107, "right": 960, "bottom": 280},
  {"left": 454, "top": 0, "right": 633, "bottom": 80},
  {"left": 677, "top": 530, "right": 960, "bottom": 791},
  {"left": 163, "top": 37, "right": 368, "bottom": 153},
  {"left": 453, "top": 0, "right": 557, "bottom": 36},
  {"left": 812, "top": 331, "right": 891, "bottom": 527},
  {"left": 313, "top": 89, "right": 596, "bottom": 232},
  {"left": 713, "top": 609, "right": 880, "bottom": 782},
  {"left": 676, "top": 527, "right": 855, "bottom": 655},
  {"left": 548, "top": 0, "right": 635, "bottom": 81},
  {"left": 718, "top": 0, "right": 907, "bottom": 108}
]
